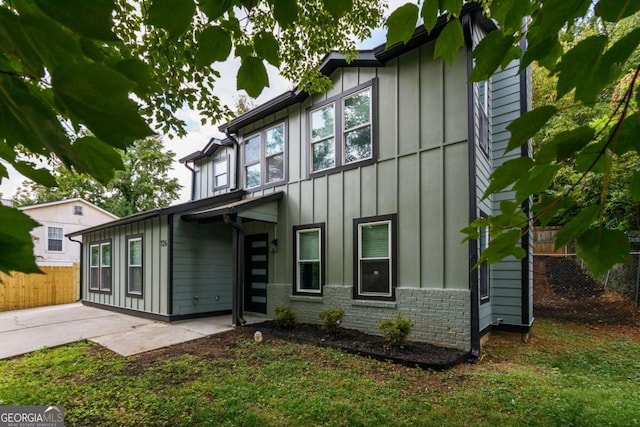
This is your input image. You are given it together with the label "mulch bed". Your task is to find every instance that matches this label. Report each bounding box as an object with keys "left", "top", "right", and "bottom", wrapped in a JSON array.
[{"left": 246, "top": 321, "right": 470, "bottom": 370}]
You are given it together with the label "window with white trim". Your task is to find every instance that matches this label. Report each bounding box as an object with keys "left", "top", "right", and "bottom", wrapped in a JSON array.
[
  {"left": 243, "top": 122, "right": 286, "bottom": 190},
  {"left": 478, "top": 79, "right": 490, "bottom": 156},
  {"left": 294, "top": 224, "right": 325, "bottom": 294},
  {"left": 213, "top": 157, "right": 229, "bottom": 189},
  {"left": 354, "top": 214, "right": 396, "bottom": 300},
  {"left": 127, "top": 236, "right": 143, "bottom": 296},
  {"left": 308, "top": 81, "right": 376, "bottom": 176},
  {"left": 46, "top": 226, "right": 64, "bottom": 252},
  {"left": 479, "top": 219, "right": 490, "bottom": 303},
  {"left": 89, "top": 241, "right": 111, "bottom": 292}
]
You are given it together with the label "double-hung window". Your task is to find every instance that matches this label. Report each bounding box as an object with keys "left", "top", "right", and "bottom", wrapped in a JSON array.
[
  {"left": 478, "top": 79, "right": 490, "bottom": 156},
  {"left": 127, "top": 235, "right": 143, "bottom": 296},
  {"left": 479, "top": 217, "right": 490, "bottom": 303},
  {"left": 46, "top": 226, "right": 64, "bottom": 252},
  {"left": 213, "top": 157, "right": 229, "bottom": 190},
  {"left": 244, "top": 122, "right": 286, "bottom": 190},
  {"left": 293, "top": 224, "right": 325, "bottom": 295},
  {"left": 308, "top": 79, "right": 376, "bottom": 176},
  {"left": 89, "top": 241, "right": 111, "bottom": 292},
  {"left": 354, "top": 214, "right": 397, "bottom": 300}
]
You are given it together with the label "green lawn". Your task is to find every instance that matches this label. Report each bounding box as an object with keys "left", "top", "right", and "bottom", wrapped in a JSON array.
[{"left": 1, "top": 319, "right": 639, "bottom": 426}]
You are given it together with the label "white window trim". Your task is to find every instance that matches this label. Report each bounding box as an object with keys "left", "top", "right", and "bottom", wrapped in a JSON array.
[
  {"left": 296, "top": 228, "right": 322, "bottom": 294},
  {"left": 342, "top": 87, "right": 373, "bottom": 165},
  {"left": 213, "top": 157, "right": 229, "bottom": 190},
  {"left": 479, "top": 224, "right": 490, "bottom": 302},
  {"left": 99, "top": 242, "right": 111, "bottom": 292},
  {"left": 46, "top": 226, "right": 64, "bottom": 253},
  {"left": 127, "top": 236, "right": 143, "bottom": 296},
  {"left": 309, "top": 102, "right": 336, "bottom": 173},
  {"left": 89, "top": 244, "right": 100, "bottom": 290},
  {"left": 358, "top": 220, "right": 393, "bottom": 298}
]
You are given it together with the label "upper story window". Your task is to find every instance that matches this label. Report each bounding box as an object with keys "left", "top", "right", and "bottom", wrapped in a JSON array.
[
  {"left": 213, "top": 157, "right": 229, "bottom": 190},
  {"left": 308, "top": 79, "right": 377, "bottom": 177},
  {"left": 73, "top": 205, "right": 83, "bottom": 215},
  {"left": 46, "top": 226, "right": 64, "bottom": 252},
  {"left": 478, "top": 79, "right": 490, "bottom": 157},
  {"left": 243, "top": 122, "right": 286, "bottom": 190}
]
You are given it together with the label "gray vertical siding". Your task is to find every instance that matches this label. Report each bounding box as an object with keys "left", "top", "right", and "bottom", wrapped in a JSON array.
[
  {"left": 490, "top": 59, "right": 530, "bottom": 326},
  {"left": 83, "top": 216, "right": 170, "bottom": 316},
  {"left": 172, "top": 214, "right": 233, "bottom": 315}
]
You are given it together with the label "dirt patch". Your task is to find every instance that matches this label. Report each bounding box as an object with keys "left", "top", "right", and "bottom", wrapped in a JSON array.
[{"left": 246, "top": 321, "right": 469, "bottom": 370}]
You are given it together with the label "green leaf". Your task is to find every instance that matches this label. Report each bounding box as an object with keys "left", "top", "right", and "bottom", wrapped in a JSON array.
[
  {"left": 235, "top": 44, "right": 254, "bottom": 60},
  {"left": 271, "top": 0, "right": 298, "bottom": 28},
  {"left": 386, "top": 3, "right": 419, "bottom": 47},
  {"left": 323, "top": 0, "right": 353, "bottom": 19},
  {"left": 237, "top": 57, "right": 269, "bottom": 98},
  {"left": 12, "top": 162, "right": 57, "bottom": 187},
  {"left": 421, "top": 0, "right": 439, "bottom": 33},
  {"left": 536, "top": 126, "right": 596, "bottom": 163},
  {"left": 470, "top": 30, "right": 516, "bottom": 81},
  {"left": 575, "top": 139, "right": 610, "bottom": 173},
  {"left": 601, "top": 28, "right": 640, "bottom": 82},
  {"left": 513, "top": 164, "right": 561, "bottom": 203},
  {"left": 484, "top": 157, "right": 534, "bottom": 198},
  {"left": 0, "top": 206, "right": 41, "bottom": 274},
  {"left": 490, "top": 0, "right": 532, "bottom": 35},
  {"left": 479, "top": 228, "right": 526, "bottom": 265},
  {"left": 254, "top": 32, "right": 280, "bottom": 67},
  {"left": 71, "top": 137, "right": 124, "bottom": 185},
  {"left": 595, "top": 0, "right": 640, "bottom": 22},
  {"left": 434, "top": 19, "right": 464, "bottom": 65},
  {"left": 114, "top": 59, "right": 158, "bottom": 94},
  {"left": 533, "top": 193, "right": 574, "bottom": 226},
  {"left": 35, "top": 0, "right": 118, "bottom": 41},
  {"left": 196, "top": 26, "right": 232, "bottom": 67},
  {"left": 555, "top": 205, "right": 600, "bottom": 249},
  {"left": 505, "top": 106, "right": 557, "bottom": 153},
  {"left": 492, "top": 200, "right": 528, "bottom": 230},
  {"left": 521, "top": 33, "right": 563, "bottom": 71},
  {"left": 147, "top": 0, "right": 196, "bottom": 37},
  {"left": 52, "top": 62, "right": 154, "bottom": 149},
  {"left": 630, "top": 171, "right": 640, "bottom": 203},
  {"left": 576, "top": 228, "right": 630, "bottom": 277},
  {"left": 611, "top": 113, "right": 640, "bottom": 155},
  {"left": 556, "top": 35, "right": 608, "bottom": 103},
  {"left": 439, "top": 0, "right": 462, "bottom": 16},
  {"left": 200, "top": 0, "right": 233, "bottom": 20}
]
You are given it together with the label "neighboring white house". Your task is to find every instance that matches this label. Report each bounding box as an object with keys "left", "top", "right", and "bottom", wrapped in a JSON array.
[
  {"left": 19, "top": 198, "right": 118, "bottom": 266},
  {"left": 1, "top": 198, "right": 11, "bottom": 207}
]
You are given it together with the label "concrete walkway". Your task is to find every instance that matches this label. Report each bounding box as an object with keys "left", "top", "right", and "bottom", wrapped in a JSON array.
[{"left": 0, "top": 303, "right": 262, "bottom": 359}]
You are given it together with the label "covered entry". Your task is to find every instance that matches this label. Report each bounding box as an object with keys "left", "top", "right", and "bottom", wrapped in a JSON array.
[{"left": 181, "top": 192, "right": 282, "bottom": 324}]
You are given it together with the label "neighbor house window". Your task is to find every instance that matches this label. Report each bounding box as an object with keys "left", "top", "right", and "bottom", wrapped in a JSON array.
[
  {"left": 354, "top": 214, "right": 397, "bottom": 300},
  {"left": 47, "top": 226, "right": 64, "bottom": 252},
  {"left": 73, "top": 205, "right": 83, "bottom": 215},
  {"left": 127, "top": 235, "right": 143, "bottom": 297},
  {"left": 293, "top": 224, "right": 325, "bottom": 295},
  {"left": 308, "top": 79, "right": 377, "bottom": 176},
  {"left": 89, "top": 241, "right": 111, "bottom": 292},
  {"left": 479, "top": 217, "right": 490, "bottom": 303},
  {"left": 243, "top": 122, "right": 286, "bottom": 190},
  {"left": 213, "top": 157, "right": 229, "bottom": 190},
  {"left": 478, "top": 79, "right": 490, "bottom": 156}
]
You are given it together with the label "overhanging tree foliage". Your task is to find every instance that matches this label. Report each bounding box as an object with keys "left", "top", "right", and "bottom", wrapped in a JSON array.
[
  {"left": 1, "top": 0, "right": 639, "bottom": 277},
  {"left": 13, "top": 137, "right": 181, "bottom": 218}
]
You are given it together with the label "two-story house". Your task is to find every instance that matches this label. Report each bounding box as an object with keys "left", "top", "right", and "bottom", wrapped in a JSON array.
[{"left": 69, "top": 6, "right": 533, "bottom": 354}]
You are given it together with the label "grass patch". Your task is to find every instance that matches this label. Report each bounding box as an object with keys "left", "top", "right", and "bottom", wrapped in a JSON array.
[{"left": 1, "top": 319, "right": 639, "bottom": 426}]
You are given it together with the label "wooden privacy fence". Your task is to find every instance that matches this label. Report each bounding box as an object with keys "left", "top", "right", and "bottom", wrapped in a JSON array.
[
  {"left": 0, "top": 264, "right": 79, "bottom": 311},
  {"left": 534, "top": 226, "right": 572, "bottom": 255}
]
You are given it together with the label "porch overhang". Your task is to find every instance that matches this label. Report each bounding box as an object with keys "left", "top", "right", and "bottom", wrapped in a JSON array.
[{"left": 181, "top": 192, "right": 283, "bottom": 224}]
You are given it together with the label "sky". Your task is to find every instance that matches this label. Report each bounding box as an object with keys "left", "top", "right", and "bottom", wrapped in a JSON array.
[{"left": 0, "top": 2, "right": 401, "bottom": 204}]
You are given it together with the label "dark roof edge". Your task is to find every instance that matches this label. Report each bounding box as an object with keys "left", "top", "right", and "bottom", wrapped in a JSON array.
[
  {"left": 66, "top": 190, "right": 244, "bottom": 237},
  {"left": 182, "top": 191, "right": 284, "bottom": 222},
  {"left": 219, "top": 2, "right": 493, "bottom": 134},
  {"left": 179, "top": 137, "right": 234, "bottom": 163}
]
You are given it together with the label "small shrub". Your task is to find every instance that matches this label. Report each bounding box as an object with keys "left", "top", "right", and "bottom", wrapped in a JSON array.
[
  {"left": 378, "top": 314, "right": 413, "bottom": 348},
  {"left": 319, "top": 308, "right": 345, "bottom": 335},
  {"left": 274, "top": 305, "right": 297, "bottom": 329}
]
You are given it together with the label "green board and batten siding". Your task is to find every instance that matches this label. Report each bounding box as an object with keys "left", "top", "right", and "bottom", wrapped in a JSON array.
[
  {"left": 193, "top": 145, "right": 236, "bottom": 200},
  {"left": 82, "top": 217, "right": 170, "bottom": 316},
  {"left": 171, "top": 217, "right": 233, "bottom": 316}
]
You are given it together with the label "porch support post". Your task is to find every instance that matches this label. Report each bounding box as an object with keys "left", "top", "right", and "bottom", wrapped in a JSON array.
[{"left": 224, "top": 213, "right": 246, "bottom": 326}]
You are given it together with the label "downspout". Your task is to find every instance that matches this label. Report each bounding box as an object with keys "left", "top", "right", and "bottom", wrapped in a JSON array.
[
  {"left": 224, "top": 213, "right": 246, "bottom": 326},
  {"left": 463, "top": 13, "right": 481, "bottom": 361},
  {"left": 67, "top": 236, "right": 83, "bottom": 301},
  {"left": 183, "top": 161, "right": 196, "bottom": 200}
]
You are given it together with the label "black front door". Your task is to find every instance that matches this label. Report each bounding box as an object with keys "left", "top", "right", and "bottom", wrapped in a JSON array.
[{"left": 244, "top": 234, "right": 268, "bottom": 313}]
